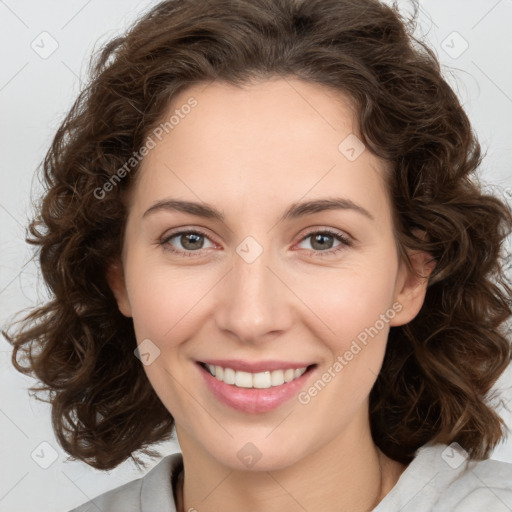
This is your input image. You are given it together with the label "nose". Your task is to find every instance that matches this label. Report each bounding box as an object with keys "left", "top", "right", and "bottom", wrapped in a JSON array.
[{"left": 214, "top": 240, "right": 294, "bottom": 345}]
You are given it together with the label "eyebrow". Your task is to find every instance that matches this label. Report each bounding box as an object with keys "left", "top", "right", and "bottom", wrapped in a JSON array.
[{"left": 142, "top": 197, "right": 374, "bottom": 223}]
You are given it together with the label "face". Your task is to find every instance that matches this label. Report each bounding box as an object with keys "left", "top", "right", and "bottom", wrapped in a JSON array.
[{"left": 108, "top": 77, "right": 431, "bottom": 472}]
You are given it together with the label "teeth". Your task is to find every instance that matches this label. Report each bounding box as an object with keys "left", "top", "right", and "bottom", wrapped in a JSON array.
[
  {"left": 205, "top": 364, "right": 308, "bottom": 388},
  {"left": 253, "top": 371, "right": 271, "bottom": 389},
  {"left": 223, "top": 367, "right": 235, "bottom": 385},
  {"left": 284, "top": 369, "right": 295, "bottom": 382},
  {"left": 235, "top": 371, "right": 253, "bottom": 388},
  {"left": 271, "top": 370, "right": 284, "bottom": 386}
]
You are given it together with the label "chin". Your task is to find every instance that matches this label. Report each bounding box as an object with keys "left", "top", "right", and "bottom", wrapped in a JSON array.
[{"left": 204, "top": 440, "right": 306, "bottom": 473}]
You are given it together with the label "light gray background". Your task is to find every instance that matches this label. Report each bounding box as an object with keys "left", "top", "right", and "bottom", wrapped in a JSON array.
[{"left": 1, "top": 1, "right": 511, "bottom": 511}]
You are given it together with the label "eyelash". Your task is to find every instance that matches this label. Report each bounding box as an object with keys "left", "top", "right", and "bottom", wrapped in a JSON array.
[{"left": 158, "top": 228, "right": 353, "bottom": 258}]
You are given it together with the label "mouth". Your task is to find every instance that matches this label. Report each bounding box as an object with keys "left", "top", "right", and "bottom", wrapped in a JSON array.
[
  {"left": 196, "top": 360, "right": 318, "bottom": 414},
  {"left": 197, "top": 361, "right": 317, "bottom": 389}
]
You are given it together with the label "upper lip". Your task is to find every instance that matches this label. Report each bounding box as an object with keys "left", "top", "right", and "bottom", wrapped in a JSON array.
[{"left": 199, "top": 359, "right": 316, "bottom": 373}]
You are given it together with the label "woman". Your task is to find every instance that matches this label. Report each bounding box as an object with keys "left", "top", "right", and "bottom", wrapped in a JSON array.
[{"left": 4, "top": 0, "right": 512, "bottom": 510}]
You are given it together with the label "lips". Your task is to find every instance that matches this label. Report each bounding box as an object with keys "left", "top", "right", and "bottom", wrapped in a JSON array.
[{"left": 196, "top": 360, "right": 318, "bottom": 413}]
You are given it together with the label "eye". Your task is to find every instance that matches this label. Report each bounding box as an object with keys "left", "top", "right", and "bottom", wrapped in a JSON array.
[
  {"left": 159, "top": 229, "right": 216, "bottom": 256},
  {"left": 296, "top": 229, "right": 353, "bottom": 256},
  {"left": 159, "top": 228, "right": 353, "bottom": 258}
]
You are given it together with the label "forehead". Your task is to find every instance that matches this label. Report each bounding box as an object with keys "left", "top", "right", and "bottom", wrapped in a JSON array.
[
  {"left": 165, "top": 77, "right": 359, "bottom": 156},
  {"left": 129, "top": 78, "right": 392, "bottom": 225}
]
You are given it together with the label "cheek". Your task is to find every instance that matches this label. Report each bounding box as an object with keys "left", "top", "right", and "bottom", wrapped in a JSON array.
[
  {"left": 296, "top": 269, "right": 398, "bottom": 420},
  {"left": 299, "top": 263, "right": 398, "bottom": 350},
  {"left": 123, "top": 261, "right": 206, "bottom": 419},
  {"left": 125, "top": 257, "right": 209, "bottom": 343}
]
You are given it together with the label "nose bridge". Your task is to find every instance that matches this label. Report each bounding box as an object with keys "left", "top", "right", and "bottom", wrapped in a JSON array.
[{"left": 214, "top": 235, "right": 292, "bottom": 342}]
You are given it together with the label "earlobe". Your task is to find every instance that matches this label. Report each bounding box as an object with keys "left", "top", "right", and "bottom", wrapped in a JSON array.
[
  {"left": 106, "top": 261, "right": 132, "bottom": 318},
  {"left": 389, "top": 250, "right": 436, "bottom": 327}
]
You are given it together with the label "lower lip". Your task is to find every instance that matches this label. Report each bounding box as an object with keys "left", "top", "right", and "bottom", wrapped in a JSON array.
[{"left": 197, "top": 363, "right": 316, "bottom": 414}]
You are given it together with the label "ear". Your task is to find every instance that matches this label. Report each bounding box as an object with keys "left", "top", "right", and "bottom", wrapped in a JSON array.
[
  {"left": 106, "top": 260, "right": 132, "bottom": 318},
  {"left": 389, "top": 246, "right": 436, "bottom": 327}
]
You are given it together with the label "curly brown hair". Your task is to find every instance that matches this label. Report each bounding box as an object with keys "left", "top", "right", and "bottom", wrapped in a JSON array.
[{"left": 3, "top": 0, "right": 512, "bottom": 471}]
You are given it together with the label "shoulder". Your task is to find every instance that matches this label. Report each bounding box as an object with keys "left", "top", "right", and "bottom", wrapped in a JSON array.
[
  {"left": 435, "top": 453, "right": 512, "bottom": 511},
  {"left": 374, "top": 442, "right": 512, "bottom": 512},
  {"left": 68, "top": 451, "right": 183, "bottom": 512}
]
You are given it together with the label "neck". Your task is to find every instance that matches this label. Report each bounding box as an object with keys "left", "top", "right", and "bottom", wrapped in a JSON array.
[{"left": 174, "top": 415, "right": 406, "bottom": 512}]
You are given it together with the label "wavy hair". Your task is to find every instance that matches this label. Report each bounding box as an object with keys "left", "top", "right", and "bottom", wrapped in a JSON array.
[{"left": 3, "top": 0, "right": 512, "bottom": 470}]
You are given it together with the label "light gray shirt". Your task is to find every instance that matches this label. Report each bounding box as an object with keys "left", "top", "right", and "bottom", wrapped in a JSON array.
[{"left": 69, "top": 442, "right": 512, "bottom": 511}]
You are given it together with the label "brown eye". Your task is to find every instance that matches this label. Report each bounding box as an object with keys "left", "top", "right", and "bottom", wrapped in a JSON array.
[
  {"left": 310, "top": 233, "right": 336, "bottom": 250},
  {"left": 177, "top": 232, "right": 205, "bottom": 250},
  {"left": 297, "top": 229, "right": 353, "bottom": 256},
  {"left": 160, "top": 230, "right": 215, "bottom": 256}
]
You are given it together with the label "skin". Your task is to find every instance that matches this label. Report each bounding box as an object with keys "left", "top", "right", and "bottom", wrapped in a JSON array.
[{"left": 107, "top": 77, "right": 434, "bottom": 512}]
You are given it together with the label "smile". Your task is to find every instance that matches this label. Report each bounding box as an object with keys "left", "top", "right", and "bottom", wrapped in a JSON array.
[
  {"left": 196, "top": 361, "right": 318, "bottom": 413},
  {"left": 203, "top": 363, "right": 309, "bottom": 389}
]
